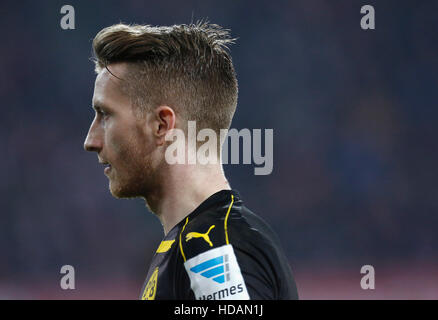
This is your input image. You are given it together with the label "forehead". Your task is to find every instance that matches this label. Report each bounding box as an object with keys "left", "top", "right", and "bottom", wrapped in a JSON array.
[{"left": 93, "top": 63, "right": 130, "bottom": 108}]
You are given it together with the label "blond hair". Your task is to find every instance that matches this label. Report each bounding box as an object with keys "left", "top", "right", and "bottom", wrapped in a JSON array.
[{"left": 92, "top": 21, "right": 238, "bottom": 133}]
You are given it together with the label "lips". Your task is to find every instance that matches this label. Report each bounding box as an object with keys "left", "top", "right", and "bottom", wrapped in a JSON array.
[{"left": 98, "top": 158, "right": 112, "bottom": 175}]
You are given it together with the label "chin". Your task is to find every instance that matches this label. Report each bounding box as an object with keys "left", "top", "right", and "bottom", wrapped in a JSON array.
[
  {"left": 110, "top": 185, "right": 136, "bottom": 199},
  {"left": 109, "top": 180, "right": 145, "bottom": 199}
]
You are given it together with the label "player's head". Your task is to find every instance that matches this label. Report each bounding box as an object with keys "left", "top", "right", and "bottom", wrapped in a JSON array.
[{"left": 83, "top": 21, "right": 238, "bottom": 199}]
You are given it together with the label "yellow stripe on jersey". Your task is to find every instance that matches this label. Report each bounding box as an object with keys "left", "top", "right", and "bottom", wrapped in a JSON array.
[
  {"left": 224, "top": 194, "right": 234, "bottom": 245},
  {"left": 156, "top": 240, "right": 175, "bottom": 253},
  {"left": 179, "top": 217, "right": 189, "bottom": 262}
]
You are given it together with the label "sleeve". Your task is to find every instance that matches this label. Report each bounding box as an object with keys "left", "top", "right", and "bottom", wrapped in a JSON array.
[{"left": 177, "top": 211, "right": 279, "bottom": 300}]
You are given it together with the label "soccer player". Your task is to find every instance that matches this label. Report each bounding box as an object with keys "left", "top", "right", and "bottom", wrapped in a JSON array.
[{"left": 83, "top": 22, "right": 298, "bottom": 300}]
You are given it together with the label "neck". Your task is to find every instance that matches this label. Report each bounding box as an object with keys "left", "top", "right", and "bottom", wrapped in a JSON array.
[{"left": 145, "top": 163, "right": 231, "bottom": 235}]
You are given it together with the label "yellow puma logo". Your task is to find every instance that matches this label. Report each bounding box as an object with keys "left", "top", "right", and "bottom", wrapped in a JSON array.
[{"left": 185, "top": 225, "right": 215, "bottom": 247}]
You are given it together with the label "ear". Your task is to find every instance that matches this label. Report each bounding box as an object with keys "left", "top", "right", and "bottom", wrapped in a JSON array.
[{"left": 154, "top": 106, "right": 176, "bottom": 145}]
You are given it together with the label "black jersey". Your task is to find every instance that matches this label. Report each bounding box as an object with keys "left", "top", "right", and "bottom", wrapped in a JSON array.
[{"left": 140, "top": 189, "right": 298, "bottom": 300}]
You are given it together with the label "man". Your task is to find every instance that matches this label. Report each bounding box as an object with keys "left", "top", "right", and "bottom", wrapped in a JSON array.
[{"left": 84, "top": 21, "right": 298, "bottom": 300}]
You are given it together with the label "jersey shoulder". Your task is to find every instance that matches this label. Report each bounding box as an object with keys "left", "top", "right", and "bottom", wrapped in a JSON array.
[
  {"left": 179, "top": 198, "right": 233, "bottom": 261},
  {"left": 179, "top": 194, "right": 277, "bottom": 261},
  {"left": 178, "top": 192, "right": 298, "bottom": 300}
]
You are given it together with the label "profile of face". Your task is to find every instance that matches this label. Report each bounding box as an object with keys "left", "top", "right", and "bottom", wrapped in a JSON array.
[{"left": 84, "top": 63, "right": 164, "bottom": 199}]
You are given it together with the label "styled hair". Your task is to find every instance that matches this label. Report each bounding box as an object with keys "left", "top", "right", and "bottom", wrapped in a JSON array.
[{"left": 92, "top": 21, "right": 238, "bottom": 133}]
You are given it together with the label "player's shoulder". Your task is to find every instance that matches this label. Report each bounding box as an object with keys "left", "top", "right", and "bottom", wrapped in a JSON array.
[
  {"left": 179, "top": 190, "right": 277, "bottom": 261},
  {"left": 179, "top": 199, "right": 233, "bottom": 260}
]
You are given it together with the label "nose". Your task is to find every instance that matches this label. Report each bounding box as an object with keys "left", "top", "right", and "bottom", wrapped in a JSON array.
[{"left": 84, "top": 117, "right": 102, "bottom": 152}]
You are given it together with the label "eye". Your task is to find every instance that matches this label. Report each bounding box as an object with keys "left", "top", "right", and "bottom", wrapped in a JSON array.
[
  {"left": 103, "top": 111, "right": 111, "bottom": 120},
  {"left": 96, "top": 109, "right": 109, "bottom": 118}
]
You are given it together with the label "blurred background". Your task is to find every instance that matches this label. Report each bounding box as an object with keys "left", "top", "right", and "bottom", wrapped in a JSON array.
[{"left": 0, "top": 0, "right": 437, "bottom": 299}]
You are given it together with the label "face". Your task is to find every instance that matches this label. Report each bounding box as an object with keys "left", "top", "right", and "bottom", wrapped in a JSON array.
[{"left": 84, "top": 63, "right": 159, "bottom": 199}]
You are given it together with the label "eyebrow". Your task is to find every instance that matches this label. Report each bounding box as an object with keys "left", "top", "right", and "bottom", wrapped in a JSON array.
[{"left": 92, "top": 103, "right": 109, "bottom": 112}]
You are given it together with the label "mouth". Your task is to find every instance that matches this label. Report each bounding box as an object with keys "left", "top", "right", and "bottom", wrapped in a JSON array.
[
  {"left": 99, "top": 160, "right": 112, "bottom": 175},
  {"left": 104, "top": 164, "right": 112, "bottom": 175}
]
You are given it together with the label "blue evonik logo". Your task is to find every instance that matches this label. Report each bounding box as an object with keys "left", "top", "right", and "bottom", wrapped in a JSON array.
[{"left": 190, "top": 254, "right": 230, "bottom": 283}]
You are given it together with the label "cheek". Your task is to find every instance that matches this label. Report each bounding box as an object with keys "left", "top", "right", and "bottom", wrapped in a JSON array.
[
  {"left": 133, "top": 123, "right": 155, "bottom": 156},
  {"left": 103, "top": 126, "right": 129, "bottom": 167},
  {"left": 105, "top": 125, "right": 122, "bottom": 154},
  {"left": 114, "top": 130, "right": 145, "bottom": 167},
  {"left": 108, "top": 118, "right": 153, "bottom": 168}
]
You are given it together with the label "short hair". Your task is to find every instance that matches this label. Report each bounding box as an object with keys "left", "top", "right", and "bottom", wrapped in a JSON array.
[{"left": 92, "top": 21, "right": 238, "bottom": 134}]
